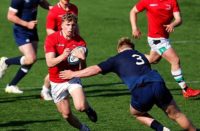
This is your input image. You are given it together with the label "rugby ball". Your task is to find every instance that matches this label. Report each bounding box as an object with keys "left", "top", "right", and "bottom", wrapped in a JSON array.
[{"left": 67, "top": 46, "right": 87, "bottom": 65}]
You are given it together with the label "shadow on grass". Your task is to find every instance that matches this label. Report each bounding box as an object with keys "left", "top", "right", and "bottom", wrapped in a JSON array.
[
  {"left": 83, "top": 82, "right": 130, "bottom": 97},
  {"left": 84, "top": 82, "right": 123, "bottom": 88},
  {"left": 83, "top": 82, "right": 200, "bottom": 100},
  {"left": 0, "top": 119, "right": 59, "bottom": 127},
  {"left": 1, "top": 82, "right": 199, "bottom": 100},
  {"left": 37, "top": 57, "right": 45, "bottom": 61},
  {"left": 0, "top": 94, "right": 40, "bottom": 103}
]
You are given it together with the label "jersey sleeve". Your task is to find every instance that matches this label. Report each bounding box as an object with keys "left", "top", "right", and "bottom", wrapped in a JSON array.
[
  {"left": 10, "top": 0, "right": 24, "bottom": 12},
  {"left": 71, "top": 4, "right": 78, "bottom": 16},
  {"left": 135, "top": 0, "right": 147, "bottom": 12},
  {"left": 44, "top": 35, "right": 56, "bottom": 53},
  {"left": 46, "top": 11, "right": 56, "bottom": 29},
  {"left": 172, "top": 0, "right": 180, "bottom": 12},
  {"left": 98, "top": 57, "right": 115, "bottom": 75}
]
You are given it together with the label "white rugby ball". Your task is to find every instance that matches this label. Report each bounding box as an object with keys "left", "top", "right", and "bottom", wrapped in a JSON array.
[{"left": 67, "top": 46, "right": 87, "bottom": 65}]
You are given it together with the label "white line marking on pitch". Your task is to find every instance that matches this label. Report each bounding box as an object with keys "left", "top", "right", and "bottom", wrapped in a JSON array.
[{"left": 173, "top": 40, "right": 200, "bottom": 44}]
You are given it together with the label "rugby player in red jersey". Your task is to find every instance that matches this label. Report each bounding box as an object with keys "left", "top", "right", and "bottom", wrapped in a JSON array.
[
  {"left": 44, "top": 13, "right": 97, "bottom": 130},
  {"left": 41, "top": 0, "right": 79, "bottom": 100},
  {"left": 130, "top": 0, "right": 200, "bottom": 98}
]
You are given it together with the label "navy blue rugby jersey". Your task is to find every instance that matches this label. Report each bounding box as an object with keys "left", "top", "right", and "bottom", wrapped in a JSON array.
[
  {"left": 10, "top": 0, "right": 41, "bottom": 30},
  {"left": 98, "top": 49, "right": 164, "bottom": 91}
]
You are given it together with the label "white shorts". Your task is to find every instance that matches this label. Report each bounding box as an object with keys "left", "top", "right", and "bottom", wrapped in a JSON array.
[
  {"left": 50, "top": 78, "right": 82, "bottom": 103},
  {"left": 147, "top": 37, "right": 171, "bottom": 55}
]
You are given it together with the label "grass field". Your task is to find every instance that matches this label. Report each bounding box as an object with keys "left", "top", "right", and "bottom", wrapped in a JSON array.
[{"left": 0, "top": 0, "right": 200, "bottom": 130}]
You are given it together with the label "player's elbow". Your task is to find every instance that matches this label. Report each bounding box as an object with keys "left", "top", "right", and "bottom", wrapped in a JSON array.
[
  {"left": 47, "top": 63, "right": 54, "bottom": 67},
  {"left": 130, "top": 6, "right": 138, "bottom": 15},
  {"left": 46, "top": 61, "right": 54, "bottom": 67},
  {"left": 7, "top": 13, "right": 12, "bottom": 21}
]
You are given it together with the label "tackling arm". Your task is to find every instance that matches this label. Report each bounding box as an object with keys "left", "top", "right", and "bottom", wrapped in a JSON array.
[{"left": 59, "top": 65, "right": 102, "bottom": 79}]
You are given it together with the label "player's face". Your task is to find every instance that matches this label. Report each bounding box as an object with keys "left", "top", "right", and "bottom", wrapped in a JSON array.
[
  {"left": 62, "top": 21, "right": 76, "bottom": 38},
  {"left": 60, "top": 0, "right": 70, "bottom": 5}
]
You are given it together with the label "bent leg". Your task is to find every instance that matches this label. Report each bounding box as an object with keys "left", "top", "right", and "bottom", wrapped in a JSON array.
[
  {"left": 19, "top": 42, "right": 37, "bottom": 65},
  {"left": 70, "top": 87, "right": 88, "bottom": 112},
  {"left": 162, "top": 48, "right": 200, "bottom": 97},
  {"left": 164, "top": 100, "right": 196, "bottom": 131},
  {"left": 70, "top": 86, "right": 97, "bottom": 122},
  {"left": 43, "top": 74, "right": 51, "bottom": 89},
  {"left": 56, "top": 98, "right": 82, "bottom": 129},
  {"left": 145, "top": 50, "right": 162, "bottom": 64},
  {"left": 130, "top": 105, "right": 166, "bottom": 131},
  {"left": 162, "top": 47, "right": 180, "bottom": 72},
  {"left": 7, "top": 43, "right": 37, "bottom": 87},
  {"left": 41, "top": 74, "right": 52, "bottom": 100}
]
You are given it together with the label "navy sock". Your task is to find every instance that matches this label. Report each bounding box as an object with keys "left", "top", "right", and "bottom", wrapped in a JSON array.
[
  {"left": 150, "top": 120, "right": 164, "bottom": 131},
  {"left": 9, "top": 65, "right": 32, "bottom": 86},
  {"left": 5, "top": 56, "right": 22, "bottom": 66}
]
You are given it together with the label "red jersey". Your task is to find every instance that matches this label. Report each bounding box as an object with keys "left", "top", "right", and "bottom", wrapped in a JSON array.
[
  {"left": 136, "top": 0, "right": 180, "bottom": 38},
  {"left": 44, "top": 31, "right": 86, "bottom": 83},
  {"left": 46, "top": 3, "right": 78, "bottom": 31}
]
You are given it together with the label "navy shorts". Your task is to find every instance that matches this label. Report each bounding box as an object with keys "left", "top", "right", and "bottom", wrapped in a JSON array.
[
  {"left": 131, "top": 82, "right": 173, "bottom": 112},
  {"left": 13, "top": 28, "right": 39, "bottom": 46}
]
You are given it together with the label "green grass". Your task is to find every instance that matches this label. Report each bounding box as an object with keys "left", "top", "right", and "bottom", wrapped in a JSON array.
[{"left": 0, "top": 0, "right": 200, "bottom": 130}]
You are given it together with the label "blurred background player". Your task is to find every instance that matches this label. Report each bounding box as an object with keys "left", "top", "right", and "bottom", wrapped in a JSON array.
[
  {"left": 60, "top": 37, "right": 197, "bottom": 131},
  {"left": 44, "top": 13, "right": 97, "bottom": 130},
  {"left": 41, "top": 0, "right": 78, "bottom": 100},
  {"left": 0, "top": 0, "right": 52, "bottom": 94},
  {"left": 130, "top": 0, "right": 200, "bottom": 98}
]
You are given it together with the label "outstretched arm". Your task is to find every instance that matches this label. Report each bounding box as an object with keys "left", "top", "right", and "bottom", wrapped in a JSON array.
[{"left": 59, "top": 65, "right": 102, "bottom": 79}]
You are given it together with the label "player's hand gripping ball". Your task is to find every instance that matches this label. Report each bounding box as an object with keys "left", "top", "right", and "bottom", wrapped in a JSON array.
[{"left": 67, "top": 46, "right": 87, "bottom": 65}]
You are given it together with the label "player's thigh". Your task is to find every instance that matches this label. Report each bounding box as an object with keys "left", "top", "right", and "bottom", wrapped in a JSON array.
[
  {"left": 154, "top": 82, "right": 173, "bottom": 110},
  {"left": 19, "top": 43, "right": 37, "bottom": 60},
  {"left": 50, "top": 81, "right": 70, "bottom": 103},
  {"left": 162, "top": 47, "right": 180, "bottom": 64},
  {"left": 70, "top": 87, "right": 87, "bottom": 109},
  {"left": 130, "top": 104, "right": 145, "bottom": 116},
  {"left": 56, "top": 98, "right": 71, "bottom": 115},
  {"left": 164, "top": 100, "right": 180, "bottom": 115},
  {"left": 68, "top": 78, "right": 87, "bottom": 109},
  {"left": 130, "top": 84, "right": 155, "bottom": 112},
  {"left": 146, "top": 50, "right": 161, "bottom": 63}
]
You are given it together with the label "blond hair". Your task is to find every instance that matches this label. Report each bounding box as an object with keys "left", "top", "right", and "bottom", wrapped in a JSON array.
[{"left": 117, "top": 37, "right": 135, "bottom": 50}]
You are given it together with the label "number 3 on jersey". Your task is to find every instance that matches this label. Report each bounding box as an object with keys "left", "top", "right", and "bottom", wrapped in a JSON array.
[{"left": 132, "top": 54, "right": 145, "bottom": 65}]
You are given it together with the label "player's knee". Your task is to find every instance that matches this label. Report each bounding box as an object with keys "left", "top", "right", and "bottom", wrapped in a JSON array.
[
  {"left": 129, "top": 107, "right": 141, "bottom": 117},
  {"left": 61, "top": 110, "right": 71, "bottom": 119},
  {"left": 24, "top": 56, "right": 37, "bottom": 65},
  {"left": 166, "top": 108, "right": 181, "bottom": 120},
  {"left": 146, "top": 55, "right": 161, "bottom": 64},
  {"left": 74, "top": 103, "right": 86, "bottom": 112},
  {"left": 130, "top": 112, "right": 137, "bottom": 118}
]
